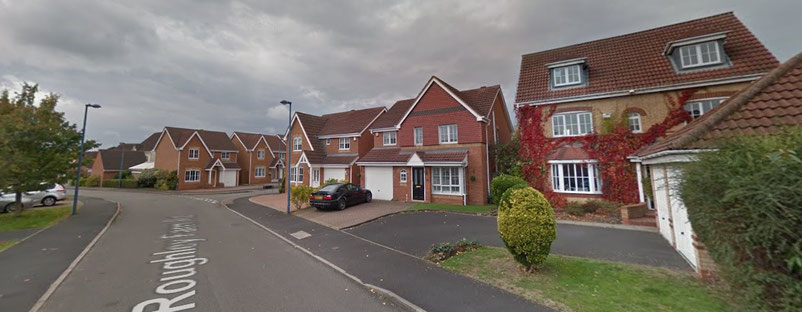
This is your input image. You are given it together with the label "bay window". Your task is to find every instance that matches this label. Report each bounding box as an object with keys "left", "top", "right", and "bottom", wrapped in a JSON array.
[
  {"left": 550, "top": 161, "right": 601, "bottom": 194},
  {"left": 432, "top": 167, "right": 462, "bottom": 195}
]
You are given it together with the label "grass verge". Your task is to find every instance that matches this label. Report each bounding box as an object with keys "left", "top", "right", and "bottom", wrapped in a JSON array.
[
  {"left": 0, "top": 203, "right": 77, "bottom": 232},
  {"left": 0, "top": 240, "right": 17, "bottom": 252},
  {"left": 441, "top": 246, "right": 733, "bottom": 312},
  {"left": 407, "top": 203, "right": 495, "bottom": 214}
]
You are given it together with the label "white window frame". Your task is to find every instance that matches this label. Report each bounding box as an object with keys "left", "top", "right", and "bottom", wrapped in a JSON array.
[
  {"left": 289, "top": 167, "right": 304, "bottom": 183},
  {"left": 431, "top": 167, "right": 463, "bottom": 195},
  {"left": 550, "top": 161, "right": 601, "bottom": 194},
  {"left": 679, "top": 41, "right": 721, "bottom": 69},
  {"left": 684, "top": 97, "right": 727, "bottom": 120},
  {"left": 552, "top": 111, "right": 593, "bottom": 137},
  {"left": 414, "top": 127, "right": 423, "bottom": 146},
  {"left": 257, "top": 149, "right": 265, "bottom": 159},
  {"left": 326, "top": 138, "right": 331, "bottom": 145},
  {"left": 254, "top": 167, "right": 266, "bottom": 178},
  {"left": 338, "top": 138, "right": 350, "bottom": 150},
  {"left": 221, "top": 152, "right": 231, "bottom": 160},
  {"left": 313, "top": 168, "right": 320, "bottom": 182},
  {"left": 400, "top": 169, "right": 407, "bottom": 183},
  {"left": 188, "top": 148, "right": 200, "bottom": 160},
  {"left": 383, "top": 131, "right": 397, "bottom": 146},
  {"left": 184, "top": 169, "right": 201, "bottom": 182},
  {"left": 628, "top": 112, "right": 642, "bottom": 133},
  {"left": 552, "top": 64, "right": 582, "bottom": 87},
  {"left": 293, "top": 136, "right": 302, "bottom": 151},
  {"left": 438, "top": 124, "right": 458, "bottom": 144}
]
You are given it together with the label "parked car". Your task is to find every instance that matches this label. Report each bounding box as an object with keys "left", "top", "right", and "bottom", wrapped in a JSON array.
[
  {"left": 0, "top": 192, "right": 34, "bottom": 213},
  {"left": 26, "top": 183, "right": 67, "bottom": 206},
  {"left": 309, "top": 183, "right": 372, "bottom": 210}
]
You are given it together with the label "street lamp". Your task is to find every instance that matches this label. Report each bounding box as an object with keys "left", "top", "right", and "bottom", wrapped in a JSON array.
[
  {"left": 72, "top": 103, "right": 101, "bottom": 215},
  {"left": 118, "top": 142, "right": 125, "bottom": 188},
  {"left": 280, "top": 100, "right": 292, "bottom": 214}
]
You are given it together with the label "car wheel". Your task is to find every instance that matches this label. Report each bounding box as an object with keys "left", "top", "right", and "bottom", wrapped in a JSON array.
[
  {"left": 4, "top": 203, "right": 16, "bottom": 213},
  {"left": 337, "top": 198, "right": 346, "bottom": 210},
  {"left": 365, "top": 193, "right": 372, "bottom": 203},
  {"left": 42, "top": 196, "right": 56, "bottom": 206}
]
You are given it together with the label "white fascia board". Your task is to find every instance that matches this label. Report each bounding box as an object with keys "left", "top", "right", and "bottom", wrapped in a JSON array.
[
  {"left": 289, "top": 113, "right": 314, "bottom": 151},
  {"left": 546, "top": 58, "right": 587, "bottom": 69},
  {"left": 356, "top": 162, "right": 405, "bottom": 167},
  {"left": 358, "top": 108, "right": 387, "bottom": 135},
  {"left": 396, "top": 77, "right": 485, "bottom": 127},
  {"left": 663, "top": 32, "right": 729, "bottom": 55},
  {"left": 231, "top": 132, "right": 250, "bottom": 152},
  {"left": 179, "top": 131, "right": 214, "bottom": 157},
  {"left": 370, "top": 127, "right": 399, "bottom": 134},
  {"left": 640, "top": 149, "right": 713, "bottom": 164},
  {"left": 547, "top": 159, "right": 599, "bottom": 164},
  {"left": 318, "top": 132, "right": 361, "bottom": 139}
]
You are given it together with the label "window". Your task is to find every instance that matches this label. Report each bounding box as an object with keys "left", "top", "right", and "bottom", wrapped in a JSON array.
[
  {"left": 313, "top": 169, "right": 319, "bottom": 182},
  {"left": 221, "top": 152, "right": 231, "bottom": 160},
  {"left": 289, "top": 167, "right": 304, "bottom": 182},
  {"left": 552, "top": 111, "right": 593, "bottom": 137},
  {"left": 257, "top": 150, "right": 265, "bottom": 159},
  {"left": 293, "top": 137, "right": 302, "bottom": 151},
  {"left": 550, "top": 162, "right": 601, "bottom": 194},
  {"left": 383, "top": 131, "right": 397, "bottom": 145},
  {"left": 684, "top": 98, "right": 725, "bottom": 119},
  {"left": 628, "top": 113, "right": 642, "bottom": 133},
  {"left": 339, "top": 138, "right": 350, "bottom": 150},
  {"left": 400, "top": 169, "right": 407, "bottom": 183},
  {"left": 184, "top": 169, "right": 201, "bottom": 182},
  {"left": 255, "top": 167, "right": 266, "bottom": 178},
  {"left": 552, "top": 65, "right": 582, "bottom": 87},
  {"left": 326, "top": 139, "right": 330, "bottom": 145},
  {"left": 414, "top": 127, "right": 423, "bottom": 145},
  {"left": 188, "top": 148, "right": 200, "bottom": 159},
  {"left": 679, "top": 41, "right": 721, "bottom": 68},
  {"left": 432, "top": 167, "right": 462, "bottom": 194},
  {"left": 438, "top": 124, "right": 458, "bottom": 144}
]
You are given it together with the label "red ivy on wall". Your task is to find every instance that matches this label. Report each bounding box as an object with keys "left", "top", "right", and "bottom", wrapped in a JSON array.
[{"left": 516, "top": 89, "right": 697, "bottom": 208}]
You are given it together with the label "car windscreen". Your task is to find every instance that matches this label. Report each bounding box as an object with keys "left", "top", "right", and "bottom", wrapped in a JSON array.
[{"left": 318, "top": 184, "right": 341, "bottom": 193}]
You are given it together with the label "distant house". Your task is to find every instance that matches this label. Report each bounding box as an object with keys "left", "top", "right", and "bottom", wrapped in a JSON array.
[
  {"left": 264, "top": 134, "right": 287, "bottom": 182},
  {"left": 357, "top": 76, "right": 513, "bottom": 205},
  {"left": 231, "top": 132, "right": 286, "bottom": 185},
  {"left": 129, "top": 132, "right": 161, "bottom": 175},
  {"left": 514, "top": 12, "right": 778, "bottom": 203},
  {"left": 152, "top": 127, "right": 241, "bottom": 190},
  {"left": 90, "top": 149, "right": 147, "bottom": 184},
  {"left": 633, "top": 51, "right": 802, "bottom": 276}
]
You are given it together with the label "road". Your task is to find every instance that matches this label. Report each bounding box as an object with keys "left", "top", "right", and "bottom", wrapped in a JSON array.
[{"left": 40, "top": 189, "right": 399, "bottom": 311}]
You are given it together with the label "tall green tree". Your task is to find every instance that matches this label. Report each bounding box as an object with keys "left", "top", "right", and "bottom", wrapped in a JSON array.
[{"left": 0, "top": 83, "right": 98, "bottom": 215}]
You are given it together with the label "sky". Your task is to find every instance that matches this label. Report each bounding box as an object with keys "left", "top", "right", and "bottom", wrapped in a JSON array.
[{"left": 1, "top": 0, "right": 800, "bottom": 149}]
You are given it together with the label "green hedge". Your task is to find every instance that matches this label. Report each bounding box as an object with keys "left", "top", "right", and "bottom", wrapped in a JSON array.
[
  {"left": 101, "top": 179, "right": 138, "bottom": 188},
  {"left": 490, "top": 174, "right": 528, "bottom": 204},
  {"left": 680, "top": 127, "right": 802, "bottom": 311},
  {"left": 84, "top": 175, "right": 100, "bottom": 187},
  {"left": 497, "top": 186, "right": 556, "bottom": 269}
]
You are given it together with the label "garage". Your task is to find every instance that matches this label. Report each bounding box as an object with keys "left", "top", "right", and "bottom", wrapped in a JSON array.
[
  {"left": 365, "top": 167, "right": 393, "bottom": 200},
  {"left": 324, "top": 168, "right": 346, "bottom": 181}
]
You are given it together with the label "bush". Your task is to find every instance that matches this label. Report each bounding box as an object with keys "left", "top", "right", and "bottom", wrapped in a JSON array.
[
  {"left": 490, "top": 174, "right": 529, "bottom": 204},
  {"left": 425, "top": 239, "right": 481, "bottom": 263},
  {"left": 497, "top": 187, "right": 556, "bottom": 270},
  {"left": 278, "top": 177, "right": 286, "bottom": 193},
  {"left": 680, "top": 128, "right": 802, "bottom": 311},
  {"left": 101, "top": 179, "right": 138, "bottom": 188},
  {"left": 84, "top": 175, "right": 100, "bottom": 187},
  {"left": 137, "top": 169, "right": 161, "bottom": 188},
  {"left": 564, "top": 202, "right": 586, "bottom": 216},
  {"left": 114, "top": 169, "right": 132, "bottom": 179},
  {"left": 290, "top": 185, "right": 315, "bottom": 210},
  {"left": 155, "top": 170, "right": 177, "bottom": 190}
]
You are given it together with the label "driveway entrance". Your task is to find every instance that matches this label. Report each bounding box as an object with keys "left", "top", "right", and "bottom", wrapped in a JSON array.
[{"left": 249, "top": 194, "right": 410, "bottom": 229}]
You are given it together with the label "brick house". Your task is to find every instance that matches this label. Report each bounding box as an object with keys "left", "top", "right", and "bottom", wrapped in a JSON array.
[
  {"left": 633, "top": 51, "right": 802, "bottom": 276},
  {"left": 152, "top": 126, "right": 241, "bottom": 190},
  {"left": 286, "top": 107, "right": 386, "bottom": 187},
  {"left": 357, "top": 76, "right": 513, "bottom": 205},
  {"left": 514, "top": 12, "right": 778, "bottom": 203},
  {"left": 129, "top": 132, "right": 160, "bottom": 176},
  {"left": 231, "top": 131, "right": 286, "bottom": 185},
  {"left": 90, "top": 148, "right": 147, "bottom": 184},
  {"left": 264, "top": 134, "right": 287, "bottom": 182}
]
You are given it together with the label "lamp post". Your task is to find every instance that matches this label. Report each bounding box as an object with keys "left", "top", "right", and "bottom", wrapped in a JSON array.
[
  {"left": 72, "top": 104, "right": 101, "bottom": 215},
  {"left": 280, "top": 100, "right": 292, "bottom": 214},
  {"left": 118, "top": 142, "right": 125, "bottom": 188}
]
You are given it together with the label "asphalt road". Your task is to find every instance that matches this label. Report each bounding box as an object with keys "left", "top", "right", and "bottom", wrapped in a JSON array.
[{"left": 40, "top": 189, "right": 399, "bottom": 312}]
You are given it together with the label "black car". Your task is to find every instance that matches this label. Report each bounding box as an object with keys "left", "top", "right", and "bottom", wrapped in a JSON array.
[{"left": 309, "top": 183, "right": 372, "bottom": 210}]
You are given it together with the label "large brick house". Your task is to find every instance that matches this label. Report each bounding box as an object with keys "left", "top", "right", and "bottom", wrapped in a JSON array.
[
  {"left": 514, "top": 12, "right": 778, "bottom": 202},
  {"left": 357, "top": 76, "right": 513, "bottom": 205},
  {"left": 231, "top": 131, "right": 286, "bottom": 185},
  {"left": 152, "top": 127, "right": 241, "bottom": 190},
  {"left": 286, "top": 107, "right": 386, "bottom": 187},
  {"left": 633, "top": 51, "right": 802, "bottom": 276},
  {"left": 90, "top": 148, "right": 147, "bottom": 184}
]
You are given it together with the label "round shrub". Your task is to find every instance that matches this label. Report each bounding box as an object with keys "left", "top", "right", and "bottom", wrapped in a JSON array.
[
  {"left": 497, "top": 186, "right": 556, "bottom": 270},
  {"left": 490, "top": 174, "right": 528, "bottom": 204},
  {"left": 680, "top": 128, "right": 802, "bottom": 311}
]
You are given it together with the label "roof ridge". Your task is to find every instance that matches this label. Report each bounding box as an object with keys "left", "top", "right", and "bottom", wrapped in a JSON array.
[{"left": 521, "top": 12, "right": 735, "bottom": 58}]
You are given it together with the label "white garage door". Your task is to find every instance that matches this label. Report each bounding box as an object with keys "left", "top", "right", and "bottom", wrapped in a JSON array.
[
  {"left": 324, "top": 168, "right": 346, "bottom": 181},
  {"left": 652, "top": 166, "right": 674, "bottom": 244},
  {"left": 365, "top": 167, "right": 393, "bottom": 200},
  {"left": 220, "top": 170, "right": 237, "bottom": 187},
  {"left": 668, "top": 166, "right": 698, "bottom": 269}
]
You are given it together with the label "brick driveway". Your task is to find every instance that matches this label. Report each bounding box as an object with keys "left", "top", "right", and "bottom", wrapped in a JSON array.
[{"left": 248, "top": 193, "right": 411, "bottom": 229}]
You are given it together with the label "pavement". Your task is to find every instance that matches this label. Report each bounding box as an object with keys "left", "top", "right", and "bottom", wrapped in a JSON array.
[
  {"left": 346, "top": 211, "right": 692, "bottom": 270},
  {"left": 0, "top": 228, "right": 39, "bottom": 242},
  {"left": 39, "top": 189, "right": 399, "bottom": 312},
  {"left": 228, "top": 197, "right": 551, "bottom": 312},
  {"left": 0, "top": 197, "right": 118, "bottom": 312}
]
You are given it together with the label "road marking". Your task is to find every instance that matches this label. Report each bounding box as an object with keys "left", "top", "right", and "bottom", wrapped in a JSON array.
[
  {"left": 180, "top": 196, "right": 219, "bottom": 205},
  {"left": 290, "top": 230, "right": 312, "bottom": 240}
]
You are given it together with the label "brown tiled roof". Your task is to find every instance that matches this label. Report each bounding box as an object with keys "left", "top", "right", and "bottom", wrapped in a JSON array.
[
  {"left": 420, "top": 151, "right": 467, "bottom": 162},
  {"left": 357, "top": 148, "right": 410, "bottom": 163},
  {"left": 317, "top": 107, "right": 386, "bottom": 136},
  {"left": 515, "top": 12, "right": 778, "bottom": 104},
  {"left": 233, "top": 131, "right": 262, "bottom": 150},
  {"left": 637, "top": 51, "right": 802, "bottom": 157},
  {"left": 264, "top": 134, "right": 286, "bottom": 152},
  {"left": 547, "top": 143, "right": 592, "bottom": 160},
  {"left": 269, "top": 158, "right": 284, "bottom": 168},
  {"left": 321, "top": 154, "right": 359, "bottom": 165},
  {"left": 164, "top": 127, "right": 237, "bottom": 152},
  {"left": 357, "top": 148, "right": 468, "bottom": 163},
  {"left": 139, "top": 132, "right": 161, "bottom": 151},
  {"left": 104, "top": 143, "right": 141, "bottom": 151},
  {"left": 98, "top": 150, "right": 148, "bottom": 171},
  {"left": 205, "top": 158, "right": 242, "bottom": 170},
  {"left": 371, "top": 99, "right": 415, "bottom": 129}
]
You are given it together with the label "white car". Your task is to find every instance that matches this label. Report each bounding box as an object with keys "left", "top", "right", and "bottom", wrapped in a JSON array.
[
  {"left": 0, "top": 192, "right": 34, "bottom": 213},
  {"left": 1, "top": 183, "right": 66, "bottom": 213}
]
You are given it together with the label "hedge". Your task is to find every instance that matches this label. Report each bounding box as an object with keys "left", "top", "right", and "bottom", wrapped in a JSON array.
[
  {"left": 490, "top": 174, "right": 528, "bottom": 204},
  {"left": 101, "top": 179, "right": 138, "bottom": 188},
  {"left": 497, "top": 186, "right": 556, "bottom": 270}
]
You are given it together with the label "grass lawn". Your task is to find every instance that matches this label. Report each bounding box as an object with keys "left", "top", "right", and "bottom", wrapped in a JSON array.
[
  {"left": 0, "top": 203, "right": 77, "bottom": 232},
  {"left": 407, "top": 203, "right": 495, "bottom": 214},
  {"left": 441, "top": 246, "right": 733, "bottom": 312},
  {"left": 0, "top": 240, "right": 17, "bottom": 252}
]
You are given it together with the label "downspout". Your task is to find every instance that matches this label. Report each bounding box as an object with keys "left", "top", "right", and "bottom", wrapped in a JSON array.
[
  {"left": 463, "top": 166, "right": 467, "bottom": 206},
  {"left": 485, "top": 124, "right": 491, "bottom": 194},
  {"left": 248, "top": 150, "right": 252, "bottom": 185}
]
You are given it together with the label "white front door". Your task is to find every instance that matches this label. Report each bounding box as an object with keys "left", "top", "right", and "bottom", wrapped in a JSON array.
[
  {"left": 365, "top": 167, "right": 394, "bottom": 200},
  {"left": 220, "top": 170, "right": 237, "bottom": 187},
  {"left": 652, "top": 166, "right": 674, "bottom": 244},
  {"left": 668, "top": 166, "right": 698, "bottom": 269},
  {"left": 311, "top": 168, "right": 320, "bottom": 187}
]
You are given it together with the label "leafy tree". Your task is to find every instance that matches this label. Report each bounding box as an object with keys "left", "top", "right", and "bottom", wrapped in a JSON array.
[
  {"left": 493, "top": 135, "right": 525, "bottom": 176},
  {"left": 0, "top": 83, "right": 98, "bottom": 215}
]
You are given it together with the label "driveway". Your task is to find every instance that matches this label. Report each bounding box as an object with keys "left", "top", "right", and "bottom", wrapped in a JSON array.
[
  {"left": 346, "top": 211, "right": 692, "bottom": 270},
  {"left": 250, "top": 193, "right": 411, "bottom": 229}
]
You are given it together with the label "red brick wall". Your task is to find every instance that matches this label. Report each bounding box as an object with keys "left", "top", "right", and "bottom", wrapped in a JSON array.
[
  {"left": 154, "top": 131, "right": 179, "bottom": 173},
  {"left": 232, "top": 137, "right": 251, "bottom": 185},
  {"left": 177, "top": 135, "right": 212, "bottom": 190},
  {"left": 90, "top": 153, "right": 105, "bottom": 181},
  {"left": 251, "top": 140, "right": 272, "bottom": 185},
  {"left": 397, "top": 84, "right": 484, "bottom": 147},
  {"left": 324, "top": 137, "right": 357, "bottom": 154}
]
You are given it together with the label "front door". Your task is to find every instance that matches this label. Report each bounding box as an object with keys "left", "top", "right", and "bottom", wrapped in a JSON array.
[
  {"left": 412, "top": 167, "right": 424, "bottom": 200},
  {"left": 311, "top": 169, "right": 320, "bottom": 187}
]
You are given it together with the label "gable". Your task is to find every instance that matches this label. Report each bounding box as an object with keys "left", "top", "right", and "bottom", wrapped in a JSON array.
[{"left": 396, "top": 77, "right": 485, "bottom": 128}]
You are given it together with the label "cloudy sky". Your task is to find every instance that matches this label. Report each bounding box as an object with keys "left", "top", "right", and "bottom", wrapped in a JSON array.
[{"left": 1, "top": 0, "right": 800, "bottom": 148}]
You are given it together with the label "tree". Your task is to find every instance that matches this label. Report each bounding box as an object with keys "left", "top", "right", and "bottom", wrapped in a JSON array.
[
  {"left": 493, "top": 135, "right": 525, "bottom": 176},
  {"left": 0, "top": 83, "right": 98, "bottom": 215}
]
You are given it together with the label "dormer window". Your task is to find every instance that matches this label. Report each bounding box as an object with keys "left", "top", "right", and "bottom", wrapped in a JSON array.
[
  {"left": 664, "top": 32, "right": 728, "bottom": 72},
  {"left": 552, "top": 65, "right": 582, "bottom": 87},
  {"left": 679, "top": 41, "right": 721, "bottom": 68}
]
